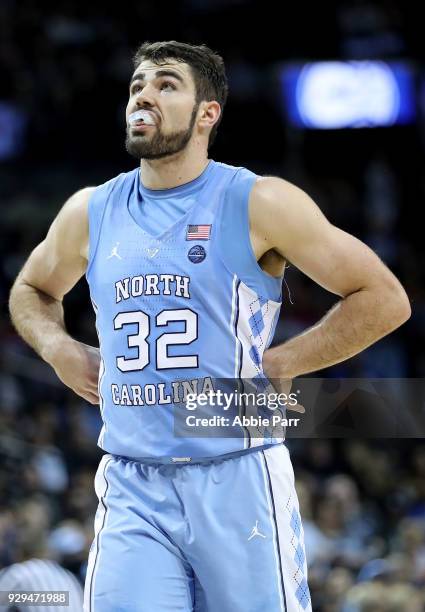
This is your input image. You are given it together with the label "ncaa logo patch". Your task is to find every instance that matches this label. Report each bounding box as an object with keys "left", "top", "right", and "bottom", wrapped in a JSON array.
[{"left": 188, "top": 245, "right": 206, "bottom": 264}]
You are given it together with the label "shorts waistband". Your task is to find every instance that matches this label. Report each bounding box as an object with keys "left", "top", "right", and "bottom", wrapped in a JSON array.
[{"left": 110, "top": 443, "right": 284, "bottom": 466}]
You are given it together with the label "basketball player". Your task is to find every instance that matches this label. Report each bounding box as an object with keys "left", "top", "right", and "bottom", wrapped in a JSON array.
[{"left": 9, "top": 41, "right": 410, "bottom": 611}]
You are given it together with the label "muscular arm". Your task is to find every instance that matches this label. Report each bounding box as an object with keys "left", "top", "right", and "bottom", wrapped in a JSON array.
[
  {"left": 9, "top": 187, "right": 100, "bottom": 403},
  {"left": 250, "top": 177, "right": 411, "bottom": 379}
]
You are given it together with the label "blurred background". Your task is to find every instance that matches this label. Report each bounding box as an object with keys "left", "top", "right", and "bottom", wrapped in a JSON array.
[{"left": 1, "top": 0, "right": 425, "bottom": 610}]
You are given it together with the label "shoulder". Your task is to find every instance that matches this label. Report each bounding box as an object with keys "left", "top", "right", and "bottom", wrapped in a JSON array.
[
  {"left": 54, "top": 187, "right": 95, "bottom": 231},
  {"left": 216, "top": 163, "right": 310, "bottom": 214},
  {"left": 64, "top": 170, "right": 135, "bottom": 225},
  {"left": 248, "top": 175, "right": 326, "bottom": 253},
  {"left": 47, "top": 187, "right": 96, "bottom": 261},
  {"left": 251, "top": 175, "right": 309, "bottom": 209},
  {"left": 52, "top": 186, "right": 94, "bottom": 222},
  {"left": 62, "top": 186, "right": 95, "bottom": 215},
  {"left": 250, "top": 176, "right": 315, "bottom": 226},
  {"left": 219, "top": 164, "right": 305, "bottom": 205}
]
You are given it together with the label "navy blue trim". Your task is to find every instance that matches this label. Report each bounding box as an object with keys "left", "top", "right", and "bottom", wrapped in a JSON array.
[
  {"left": 262, "top": 451, "right": 287, "bottom": 611},
  {"left": 89, "top": 456, "right": 113, "bottom": 611}
]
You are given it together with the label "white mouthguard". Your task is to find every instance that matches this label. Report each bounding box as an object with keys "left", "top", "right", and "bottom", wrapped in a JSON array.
[{"left": 129, "top": 110, "right": 156, "bottom": 126}]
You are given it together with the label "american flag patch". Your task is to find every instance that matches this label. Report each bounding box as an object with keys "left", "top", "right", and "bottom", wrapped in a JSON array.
[{"left": 186, "top": 224, "right": 212, "bottom": 240}]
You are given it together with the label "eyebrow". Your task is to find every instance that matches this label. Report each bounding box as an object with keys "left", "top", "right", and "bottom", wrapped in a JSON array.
[{"left": 130, "top": 69, "right": 185, "bottom": 86}]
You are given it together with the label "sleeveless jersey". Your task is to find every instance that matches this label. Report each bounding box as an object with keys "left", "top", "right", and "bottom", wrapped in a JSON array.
[{"left": 86, "top": 159, "right": 284, "bottom": 459}]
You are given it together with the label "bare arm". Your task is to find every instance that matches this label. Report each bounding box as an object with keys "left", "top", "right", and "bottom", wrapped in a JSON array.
[
  {"left": 249, "top": 177, "right": 411, "bottom": 379},
  {"left": 9, "top": 187, "right": 100, "bottom": 404}
]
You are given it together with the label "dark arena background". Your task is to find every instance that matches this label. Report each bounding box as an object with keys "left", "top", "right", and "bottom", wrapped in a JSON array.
[{"left": 1, "top": 1, "right": 425, "bottom": 610}]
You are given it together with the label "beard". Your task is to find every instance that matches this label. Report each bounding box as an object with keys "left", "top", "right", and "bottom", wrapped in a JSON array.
[{"left": 125, "top": 102, "right": 199, "bottom": 160}]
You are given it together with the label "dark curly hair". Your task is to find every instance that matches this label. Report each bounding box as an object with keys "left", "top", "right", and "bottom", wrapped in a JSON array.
[{"left": 133, "top": 40, "right": 228, "bottom": 148}]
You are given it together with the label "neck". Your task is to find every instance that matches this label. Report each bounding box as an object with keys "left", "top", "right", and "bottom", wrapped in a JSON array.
[{"left": 139, "top": 144, "right": 209, "bottom": 190}]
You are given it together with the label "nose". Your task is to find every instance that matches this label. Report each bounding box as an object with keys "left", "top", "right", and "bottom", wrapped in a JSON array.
[{"left": 135, "top": 83, "right": 155, "bottom": 107}]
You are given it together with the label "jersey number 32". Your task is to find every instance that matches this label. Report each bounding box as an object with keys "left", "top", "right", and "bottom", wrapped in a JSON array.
[{"left": 113, "top": 308, "right": 198, "bottom": 372}]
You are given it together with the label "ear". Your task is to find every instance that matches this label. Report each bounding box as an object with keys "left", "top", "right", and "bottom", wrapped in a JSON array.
[{"left": 197, "top": 101, "right": 221, "bottom": 131}]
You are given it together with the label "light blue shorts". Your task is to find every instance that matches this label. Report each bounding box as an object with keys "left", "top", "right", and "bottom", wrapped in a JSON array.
[{"left": 84, "top": 444, "right": 311, "bottom": 611}]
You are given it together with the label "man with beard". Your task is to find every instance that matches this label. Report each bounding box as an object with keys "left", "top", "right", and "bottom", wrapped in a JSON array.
[{"left": 9, "top": 41, "right": 410, "bottom": 611}]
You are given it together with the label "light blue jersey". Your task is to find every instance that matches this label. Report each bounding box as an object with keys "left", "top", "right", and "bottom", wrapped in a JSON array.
[
  {"left": 84, "top": 161, "right": 312, "bottom": 611},
  {"left": 86, "top": 160, "right": 283, "bottom": 459}
]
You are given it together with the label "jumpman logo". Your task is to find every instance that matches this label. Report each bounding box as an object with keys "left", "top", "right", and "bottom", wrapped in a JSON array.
[
  {"left": 248, "top": 520, "right": 266, "bottom": 540},
  {"left": 107, "top": 242, "right": 122, "bottom": 260}
]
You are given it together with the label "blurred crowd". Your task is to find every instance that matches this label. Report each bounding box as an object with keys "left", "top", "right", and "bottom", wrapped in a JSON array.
[
  {"left": 1, "top": 0, "right": 425, "bottom": 610},
  {"left": 292, "top": 439, "right": 425, "bottom": 610}
]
